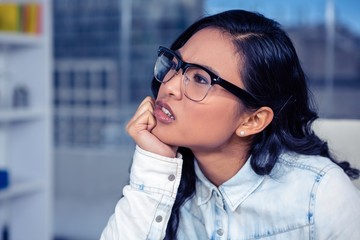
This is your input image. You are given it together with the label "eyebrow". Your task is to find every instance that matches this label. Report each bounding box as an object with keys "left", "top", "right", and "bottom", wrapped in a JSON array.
[{"left": 175, "top": 49, "right": 221, "bottom": 76}]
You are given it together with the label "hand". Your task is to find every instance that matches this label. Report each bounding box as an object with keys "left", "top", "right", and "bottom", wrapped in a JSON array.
[{"left": 126, "top": 96, "right": 177, "bottom": 158}]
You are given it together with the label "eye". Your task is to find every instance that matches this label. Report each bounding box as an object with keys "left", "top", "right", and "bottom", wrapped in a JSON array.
[
  {"left": 193, "top": 73, "right": 210, "bottom": 85},
  {"left": 185, "top": 67, "right": 211, "bottom": 85}
]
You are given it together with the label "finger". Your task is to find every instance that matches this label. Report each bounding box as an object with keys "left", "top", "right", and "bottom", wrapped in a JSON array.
[
  {"left": 145, "top": 111, "right": 157, "bottom": 131},
  {"left": 128, "top": 97, "right": 155, "bottom": 124},
  {"left": 126, "top": 109, "right": 157, "bottom": 135},
  {"left": 127, "top": 103, "right": 154, "bottom": 130},
  {"left": 138, "top": 96, "right": 155, "bottom": 108},
  {"left": 136, "top": 96, "right": 155, "bottom": 113}
]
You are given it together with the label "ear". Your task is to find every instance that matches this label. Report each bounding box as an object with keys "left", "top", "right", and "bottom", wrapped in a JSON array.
[{"left": 236, "top": 107, "right": 274, "bottom": 137}]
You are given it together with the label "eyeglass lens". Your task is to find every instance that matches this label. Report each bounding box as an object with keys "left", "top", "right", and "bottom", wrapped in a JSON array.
[{"left": 154, "top": 50, "right": 212, "bottom": 101}]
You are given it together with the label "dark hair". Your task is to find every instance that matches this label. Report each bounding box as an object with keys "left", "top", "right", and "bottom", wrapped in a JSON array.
[{"left": 151, "top": 9, "right": 360, "bottom": 239}]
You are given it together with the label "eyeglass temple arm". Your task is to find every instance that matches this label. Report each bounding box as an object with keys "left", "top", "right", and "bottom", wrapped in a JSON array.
[{"left": 213, "top": 78, "right": 259, "bottom": 105}]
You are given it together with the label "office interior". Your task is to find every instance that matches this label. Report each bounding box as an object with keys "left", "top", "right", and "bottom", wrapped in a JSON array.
[{"left": 0, "top": 0, "right": 359, "bottom": 239}]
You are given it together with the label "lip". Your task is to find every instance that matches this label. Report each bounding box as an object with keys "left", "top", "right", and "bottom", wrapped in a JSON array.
[{"left": 154, "top": 100, "right": 176, "bottom": 123}]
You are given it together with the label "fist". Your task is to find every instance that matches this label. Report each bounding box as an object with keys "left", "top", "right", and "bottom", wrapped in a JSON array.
[{"left": 126, "top": 96, "right": 177, "bottom": 157}]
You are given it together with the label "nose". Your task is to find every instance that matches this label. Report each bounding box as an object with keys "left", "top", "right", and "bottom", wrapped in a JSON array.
[{"left": 159, "top": 71, "right": 183, "bottom": 99}]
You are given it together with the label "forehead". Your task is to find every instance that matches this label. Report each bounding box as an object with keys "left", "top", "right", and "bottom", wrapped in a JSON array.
[{"left": 178, "top": 28, "right": 244, "bottom": 87}]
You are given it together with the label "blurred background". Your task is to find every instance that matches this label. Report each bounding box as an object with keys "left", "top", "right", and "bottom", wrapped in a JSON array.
[{"left": 0, "top": 0, "right": 359, "bottom": 239}]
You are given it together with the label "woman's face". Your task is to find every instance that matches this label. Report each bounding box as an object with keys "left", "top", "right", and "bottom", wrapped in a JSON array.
[{"left": 152, "top": 27, "right": 249, "bottom": 152}]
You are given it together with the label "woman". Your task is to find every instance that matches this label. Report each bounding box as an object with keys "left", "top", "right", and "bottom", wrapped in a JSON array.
[{"left": 101, "top": 10, "right": 360, "bottom": 239}]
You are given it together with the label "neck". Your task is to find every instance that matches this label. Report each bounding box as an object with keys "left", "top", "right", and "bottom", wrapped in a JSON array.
[{"left": 192, "top": 139, "right": 250, "bottom": 187}]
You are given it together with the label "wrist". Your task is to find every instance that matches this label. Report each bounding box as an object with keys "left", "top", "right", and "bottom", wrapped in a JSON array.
[{"left": 136, "top": 145, "right": 181, "bottom": 159}]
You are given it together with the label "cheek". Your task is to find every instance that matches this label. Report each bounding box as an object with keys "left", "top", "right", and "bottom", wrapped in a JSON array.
[{"left": 179, "top": 103, "right": 240, "bottom": 146}]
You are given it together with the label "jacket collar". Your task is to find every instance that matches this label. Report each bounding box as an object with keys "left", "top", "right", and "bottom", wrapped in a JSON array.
[{"left": 194, "top": 156, "right": 265, "bottom": 212}]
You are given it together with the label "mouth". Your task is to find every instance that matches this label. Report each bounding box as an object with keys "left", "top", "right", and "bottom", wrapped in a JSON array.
[{"left": 154, "top": 101, "right": 175, "bottom": 122}]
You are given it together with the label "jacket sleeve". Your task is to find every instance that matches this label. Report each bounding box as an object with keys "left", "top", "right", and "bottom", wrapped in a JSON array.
[
  {"left": 315, "top": 166, "right": 360, "bottom": 239},
  {"left": 100, "top": 146, "right": 183, "bottom": 240}
]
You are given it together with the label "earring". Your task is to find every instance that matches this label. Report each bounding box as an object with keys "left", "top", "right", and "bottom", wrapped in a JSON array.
[{"left": 240, "top": 130, "right": 245, "bottom": 136}]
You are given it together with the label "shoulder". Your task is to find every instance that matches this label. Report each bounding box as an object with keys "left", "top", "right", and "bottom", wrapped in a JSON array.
[
  {"left": 271, "top": 152, "right": 360, "bottom": 215},
  {"left": 241, "top": 153, "right": 360, "bottom": 238},
  {"left": 275, "top": 152, "right": 339, "bottom": 176},
  {"left": 269, "top": 152, "right": 346, "bottom": 187},
  {"left": 266, "top": 152, "right": 358, "bottom": 208}
]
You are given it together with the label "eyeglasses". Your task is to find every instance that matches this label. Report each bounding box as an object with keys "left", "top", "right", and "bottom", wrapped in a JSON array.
[{"left": 154, "top": 46, "right": 259, "bottom": 104}]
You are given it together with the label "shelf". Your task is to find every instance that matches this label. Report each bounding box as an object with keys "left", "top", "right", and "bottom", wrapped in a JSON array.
[
  {"left": 0, "top": 0, "right": 52, "bottom": 239},
  {"left": 0, "top": 108, "right": 44, "bottom": 123},
  {"left": 0, "top": 32, "right": 42, "bottom": 48},
  {"left": 0, "top": 179, "right": 44, "bottom": 201}
]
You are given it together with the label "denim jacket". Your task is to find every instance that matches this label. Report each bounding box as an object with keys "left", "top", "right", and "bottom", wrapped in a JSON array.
[{"left": 100, "top": 146, "right": 360, "bottom": 240}]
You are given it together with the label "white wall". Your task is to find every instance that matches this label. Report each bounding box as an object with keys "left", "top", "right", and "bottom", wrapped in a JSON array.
[{"left": 54, "top": 146, "right": 134, "bottom": 240}]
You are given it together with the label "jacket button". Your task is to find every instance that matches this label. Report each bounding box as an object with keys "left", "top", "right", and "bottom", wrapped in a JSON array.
[
  {"left": 155, "top": 215, "right": 163, "bottom": 223},
  {"left": 168, "top": 174, "right": 175, "bottom": 181}
]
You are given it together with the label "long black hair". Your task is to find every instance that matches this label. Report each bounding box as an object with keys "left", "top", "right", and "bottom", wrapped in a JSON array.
[{"left": 151, "top": 9, "right": 360, "bottom": 239}]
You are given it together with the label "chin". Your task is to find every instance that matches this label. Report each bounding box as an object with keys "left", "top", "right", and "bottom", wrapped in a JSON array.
[{"left": 152, "top": 125, "right": 180, "bottom": 147}]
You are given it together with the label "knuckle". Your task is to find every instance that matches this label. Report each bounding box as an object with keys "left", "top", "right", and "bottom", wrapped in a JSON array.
[{"left": 125, "top": 122, "right": 133, "bottom": 134}]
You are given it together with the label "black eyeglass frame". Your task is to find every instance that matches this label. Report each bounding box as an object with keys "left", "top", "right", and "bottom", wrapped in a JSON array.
[{"left": 156, "top": 46, "right": 260, "bottom": 105}]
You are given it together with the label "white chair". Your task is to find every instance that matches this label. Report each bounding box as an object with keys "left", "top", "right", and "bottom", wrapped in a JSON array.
[{"left": 313, "top": 119, "right": 360, "bottom": 189}]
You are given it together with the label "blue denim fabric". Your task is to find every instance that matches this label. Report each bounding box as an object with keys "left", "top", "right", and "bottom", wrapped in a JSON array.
[
  {"left": 177, "top": 153, "right": 360, "bottom": 239},
  {"left": 101, "top": 147, "right": 360, "bottom": 240}
]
